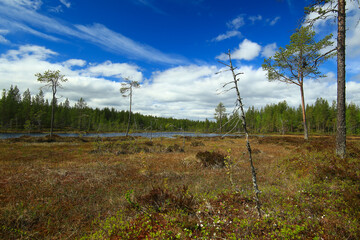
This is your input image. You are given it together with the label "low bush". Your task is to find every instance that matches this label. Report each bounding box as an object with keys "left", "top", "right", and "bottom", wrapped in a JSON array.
[
  {"left": 190, "top": 141, "right": 205, "bottom": 147},
  {"left": 134, "top": 185, "right": 198, "bottom": 214},
  {"left": 165, "top": 144, "right": 184, "bottom": 153},
  {"left": 196, "top": 150, "right": 226, "bottom": 168}
]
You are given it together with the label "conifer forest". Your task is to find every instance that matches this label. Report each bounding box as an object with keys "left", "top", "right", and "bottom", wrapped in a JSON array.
[{"left": 1, "top": 85, "right": 360, "bottom": 135}]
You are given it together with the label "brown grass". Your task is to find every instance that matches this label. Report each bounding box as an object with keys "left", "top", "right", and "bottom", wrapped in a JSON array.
[{"left": 0, "top": 135, "right": 359, "bottom": 239}]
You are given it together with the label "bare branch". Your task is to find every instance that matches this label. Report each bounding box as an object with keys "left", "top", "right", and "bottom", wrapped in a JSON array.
[{"left": 313, "top": 47, "right": 337, "bottom": 66}]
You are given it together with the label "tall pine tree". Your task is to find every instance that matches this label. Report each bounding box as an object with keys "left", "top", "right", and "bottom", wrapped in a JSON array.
[{"left": 262, "top": 26, "right": 334, "bottom": 140}]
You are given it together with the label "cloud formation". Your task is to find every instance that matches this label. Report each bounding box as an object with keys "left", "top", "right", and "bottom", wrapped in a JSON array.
[
  {"left": 212, "top": 30, "right": 241, "bottom": 42},
  {"left": 249, "top": 15, "right": 262, "bottom": 24},
  {"left": 305, "top": 0, "right": 360, "bottom": 59},
  {"left": 86, "top": 61, "right": 143, "bottom": 81},
  {"left": 217, "top": 39, "right": 261, "bottom": 61},
  {"left": 227, "top": 16, "right": 245, "bottom": 30},
  {"left": 269, "top": 16, "right": 281, "bottom": 26},
  {"left": 1, "top": 44, "right": 355, "bottom": 120},
  {"left": 0, "top": 29, "right": 9, "bottom": 44},
  {"left": 0, "top": 0, "right": 185, "bottom": 64},
  {"left": 261, "top": 43, "right": 277, "bottom": 58},
  {"left": 59, "top": 0, "right": 71, "bottom": 8},
  {"left": 212, "top": 16, "right": 245, "bottom": 42}
]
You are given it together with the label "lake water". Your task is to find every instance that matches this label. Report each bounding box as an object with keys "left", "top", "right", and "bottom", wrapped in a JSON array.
[{"left": 0, "top": 132, "right": 232, "bottom": 139}]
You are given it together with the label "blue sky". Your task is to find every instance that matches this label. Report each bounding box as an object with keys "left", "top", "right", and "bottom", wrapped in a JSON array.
[{"left": 0, "top": 0, "right": 359, "bottom": 120}]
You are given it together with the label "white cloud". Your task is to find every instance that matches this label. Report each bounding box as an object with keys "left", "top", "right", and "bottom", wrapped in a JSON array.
[
  {"left": 75, "top": 24, "right": 185, "bottom": 64},
  {"left": 0, "top": 46, "right": 135, "bottom": 110},
  {"left": 86, "top": 61, "right": 143, "bottom": 81},
  {"left": 0, "top": 35, "right": 9, "bottom": 44},
  {"left": 0, "top": 1, "right": 185, "bottom": 64},
  {"left": 212, "top": 15, "right": 245, "bottom": 42},
  {"left": 304, "top": 0, "right": 360, "bottom": 76},
  {"left": 269, "top": 16, "right": 281, "bottom": 26},
  {"left": 249, "top": 15, "right": 262, "bottom": 24},
  {"left": 0, "top": 18, "right": 62, "bottom": 42},
  {"left": 59, "top": 0, "right": 71, "bottom": 8},
  {"left": 63, "top": 59, "right": 86, "bottom": 68},
  {"left": 48, "top": 5, "right": 63, "bottom": 13},
  {"left": 217, "top": 39, "right": 261, "bottom": 61},
  {"left": 2, "top": 45, "right": 57, "bottom": 60},
  {"left": 261, "top": 43, "right": 277, "bottom": 58},
  {"left": 212, "top": 30, "right": 241, "bottom": 42},
  {"left": 5, "top": 0, "right": 43, "bottom": 10},
  {"left": 0, "top": 29, "right": 9, "bottom": 35},
  {"left": 345, "top": 1, "right": 360, "bottom": 59},
  {"left": 0, "top": 29, "right": 9, "bottom": 44},
  {"left": 1, "top": 45, "right": 360, "bottom": 120},
  {"left": 0, "top": 46, "right": 61, "bottom": 97},
  {"left": 227, "top": 16, "right": 245, "bottom": 30}
]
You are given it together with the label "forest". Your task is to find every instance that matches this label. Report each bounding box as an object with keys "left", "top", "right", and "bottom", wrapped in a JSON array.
[{"left": 1, "top": 85, "right": 360, "bottom": 135}]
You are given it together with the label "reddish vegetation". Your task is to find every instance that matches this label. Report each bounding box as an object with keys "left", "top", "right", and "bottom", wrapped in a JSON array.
[{"left": 0, "top": 135, "right": 359, "bottom": 239}]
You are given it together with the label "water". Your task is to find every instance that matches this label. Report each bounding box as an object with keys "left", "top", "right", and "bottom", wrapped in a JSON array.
[{"left": 0, "top": 132, "right": 230, "bottom": 139}]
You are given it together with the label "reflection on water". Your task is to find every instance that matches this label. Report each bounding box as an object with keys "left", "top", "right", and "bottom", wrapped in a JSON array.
[{"left": 0, "top": 132, "right": 233, "bottom": 139}]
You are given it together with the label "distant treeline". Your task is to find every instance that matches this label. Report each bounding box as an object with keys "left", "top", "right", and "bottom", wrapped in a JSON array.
[
  {"left": 1, "top": 85, "right": 360, "bottom": 134},
  {"left": 0, "top": 86, "right": 216, "bottom": 133}
]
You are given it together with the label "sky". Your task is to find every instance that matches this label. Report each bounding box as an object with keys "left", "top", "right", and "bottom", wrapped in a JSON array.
[{"left": 0, "top": 0, "right": 359, "bottom": 121}]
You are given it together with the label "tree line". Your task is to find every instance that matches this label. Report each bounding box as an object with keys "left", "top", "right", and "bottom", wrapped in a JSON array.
[
  {"left": 1, "top": 85, "right": 359, "bottom": 135},
  {"left": 244, "top": 100, "right": 360, "bottom": 135},
  {"left": 0, "top": 85, "right": 218, "bottom": 133}
]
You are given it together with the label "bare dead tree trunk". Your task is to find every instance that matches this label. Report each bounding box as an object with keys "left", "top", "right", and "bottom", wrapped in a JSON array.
[
  {"left": 219, "top": 50, "right": 262, "bottom": 218},
  {"left": 336, "top": 0, "right": 346, "bottom": 158}
]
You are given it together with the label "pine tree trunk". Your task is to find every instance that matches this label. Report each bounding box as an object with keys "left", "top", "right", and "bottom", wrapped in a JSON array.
[
  {"left": 50, "top": 93, "right": 55, "bottom": 138},
  {"left": 336, "top": 0, "right": 346, "bottom": 158},
  {"left": 300, "top": 83, "right": 308, "bottom": 140},
  {"left": 220, "top": 115, "right": 222, "bottom": 134},
  {"left": 126, "top": 87, "right": 132, "bottom": 137}
]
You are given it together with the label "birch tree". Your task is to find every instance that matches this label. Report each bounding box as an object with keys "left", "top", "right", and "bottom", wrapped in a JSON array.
[{"left": 262, "top": 26, "right": 334, "bottom": 140}]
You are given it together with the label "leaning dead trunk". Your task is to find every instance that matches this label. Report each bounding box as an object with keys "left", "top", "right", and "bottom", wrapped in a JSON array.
[{"left": 219, "top": 50, "right": 262, "bottom": 218}]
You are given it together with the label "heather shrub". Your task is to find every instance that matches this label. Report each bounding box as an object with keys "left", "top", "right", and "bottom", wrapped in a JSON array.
[{"left": 196, "top": 151, "right": 226, "bottom": 168}]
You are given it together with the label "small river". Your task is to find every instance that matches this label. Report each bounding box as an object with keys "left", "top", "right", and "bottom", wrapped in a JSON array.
[{"left": 0, "top": 132, "right": 232, "bottom": 139}]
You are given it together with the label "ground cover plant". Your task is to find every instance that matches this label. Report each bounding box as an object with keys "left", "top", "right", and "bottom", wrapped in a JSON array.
[{"left": 0, "top": 135, "right": 359, "bottom": 239}]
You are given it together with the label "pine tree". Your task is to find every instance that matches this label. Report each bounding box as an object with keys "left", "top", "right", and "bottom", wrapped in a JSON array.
[
  {"left": 262, "top": 26, "right": 334, "bottom": 140},
  {"left": 35, "top": 70, "right": 68, "bottom": 137},
  {"left": 305, "top": 0, "right": 350, "bottom": 157},
  {"left": 214, "top": 102, "right": 227, "bottom": 134},
  {"left": 120, "top": 78, "right": 140, "bottom": 137}
]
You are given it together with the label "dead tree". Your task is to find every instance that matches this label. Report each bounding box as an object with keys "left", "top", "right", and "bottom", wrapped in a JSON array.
[{"left": 217, "top": 50, "right": 262, "bottom": 218}]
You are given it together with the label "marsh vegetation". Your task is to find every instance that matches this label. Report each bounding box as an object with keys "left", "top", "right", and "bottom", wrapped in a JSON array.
[{"left": 0, "top": 135, "right": 359, "bottom": 239}]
